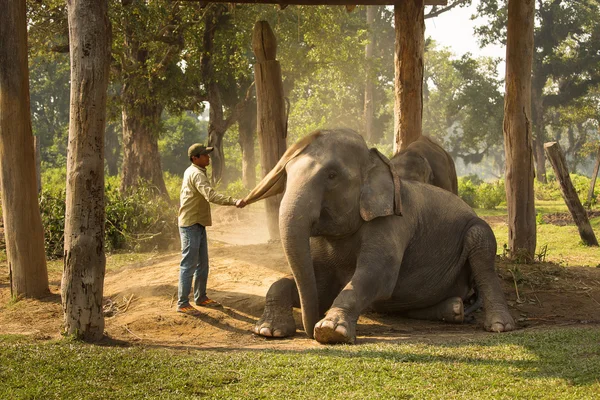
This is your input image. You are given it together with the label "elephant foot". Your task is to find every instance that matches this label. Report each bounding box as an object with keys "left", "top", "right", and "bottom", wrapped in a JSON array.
[
  {"left": 404, "top": 297, "right": 464, "bottom": 323},
  {"left": 313, "top": 308, "right": 356, "bottom": 344},
  {"left": 439, "top": 297, "right": 464, "bottom": 323},
  {"left": 484, "top": 309, "right": 515, "bottom": 332},
  {"left": 253, "top": 307, "right": 296, "bottom": 338}
]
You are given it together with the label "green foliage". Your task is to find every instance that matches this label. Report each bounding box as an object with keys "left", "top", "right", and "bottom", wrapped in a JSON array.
[
  {"left": 457, "top": 175, "right": 480, "bottom": 207},
  {"left": 222, "top": 179, "right": 248, "bottom": 200},
  {"left": 105, "top": 177, "right": 178, "bottom": 253},
  {"left": 476, "top": 180, "right": 505, "bottom": 210},
  {"left": 158, "top": 113, "right": 208, "bottom": 176},
  {"left": 38, "top": 188, "right": 66, "bottom": 259},
  {"left": 163, "top": 171, "right": 183, "bottom": 203},
  {"left": 39, "top": 173, "right": 178, "bottom": 259},
  {"left": 458, "top": 175, "right": 505, "bottom": 209},
  {"left": 534, "top": 173, "right": 593, "bottom": 205}
]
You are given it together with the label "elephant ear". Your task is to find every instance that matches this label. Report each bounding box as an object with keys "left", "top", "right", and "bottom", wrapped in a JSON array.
[
  {"left": 360, "top": 149, "right": 402, "bottom": 221},
  {"left": 244, "top": 131, "right": 323, "bottom": 204}
]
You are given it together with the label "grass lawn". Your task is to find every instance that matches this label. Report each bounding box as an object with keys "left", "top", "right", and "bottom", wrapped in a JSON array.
[{"left": 1, "top": 327, "right": 600, "bottom": 399}]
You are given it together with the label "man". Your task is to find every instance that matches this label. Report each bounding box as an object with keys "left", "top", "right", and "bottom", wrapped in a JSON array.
[{"left": 177, "top": 143, "right": 246, "bottom": 314}]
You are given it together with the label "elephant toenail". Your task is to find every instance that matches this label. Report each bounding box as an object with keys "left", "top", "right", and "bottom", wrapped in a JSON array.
[{"left": 260, "top": 327, "right": 272, "bottom": 336}]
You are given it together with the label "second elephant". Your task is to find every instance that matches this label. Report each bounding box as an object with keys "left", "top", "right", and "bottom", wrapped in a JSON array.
[{"left": 392, "top": 135, "right": 458, "bottom": 194}]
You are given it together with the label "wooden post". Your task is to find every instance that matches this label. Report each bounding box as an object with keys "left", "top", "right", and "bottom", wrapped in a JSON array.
[
  {"left": 545, "top": 142, "right": 598, "bottom": 246},
  {"left": 0, "top": 0, "right": 49, "bottom": 298},
  {"left": 253, "top": 21, "right": 287, "bottom": 241},
  {"left": 586, "top": 144, "right": 600, "bottom": 208},
  {"left": 393, "top": 0, "right": 424, "bottom": 154},
  {"left": 503, "top": 0, "right": 537, "bottom": 260}
]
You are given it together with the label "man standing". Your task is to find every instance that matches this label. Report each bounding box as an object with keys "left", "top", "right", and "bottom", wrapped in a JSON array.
[{"left": 177, "top": 143, "right": 246, "bottom": 314}]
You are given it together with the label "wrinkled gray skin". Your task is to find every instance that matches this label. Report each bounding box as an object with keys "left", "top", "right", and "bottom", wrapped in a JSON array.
[
  {"left": 248, "top": 129, "right": 514, "bottom": 344},
  {"left": 392, "top": 136, "right": 458, "bottom": 194}
]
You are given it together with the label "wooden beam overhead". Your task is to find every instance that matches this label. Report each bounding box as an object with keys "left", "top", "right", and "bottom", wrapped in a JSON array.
[{"left": 196, "top": 0, "right": 447, "bottom": 6}]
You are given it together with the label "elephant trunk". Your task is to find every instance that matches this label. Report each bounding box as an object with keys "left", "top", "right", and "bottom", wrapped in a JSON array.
[{"left": 279, "top": 187, "right": 320, "bottom": 339}]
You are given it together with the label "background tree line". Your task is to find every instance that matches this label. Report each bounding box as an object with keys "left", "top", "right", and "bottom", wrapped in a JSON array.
[{"left": 26, "top": 0, "right": 600, "bottom": 192}]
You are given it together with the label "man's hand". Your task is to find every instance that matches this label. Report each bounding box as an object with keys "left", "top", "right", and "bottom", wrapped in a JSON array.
[{"left": 236, "top": 199, "right": 247, "bottom": 208}]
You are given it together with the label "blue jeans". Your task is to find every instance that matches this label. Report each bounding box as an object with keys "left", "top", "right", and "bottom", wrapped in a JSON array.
[{"left": 178, "top": 224, "right": 209, "bottom": 307}]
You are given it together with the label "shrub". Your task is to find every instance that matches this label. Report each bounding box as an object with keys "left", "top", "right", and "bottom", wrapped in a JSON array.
[
  {"left": 458, "top": 177, "right": 478, "bottom": 207},
  {"left": 105, "top": 178, "right": 178, "bottom": 253},
  {"left": 39, "top": 175, "right": 178, "bottom": 259},
  {"left": 476, "top": 180, "right": 505, "bottom": 209},
  {"left": 223, "top": 178, "right": 248, "bottom": 199}
]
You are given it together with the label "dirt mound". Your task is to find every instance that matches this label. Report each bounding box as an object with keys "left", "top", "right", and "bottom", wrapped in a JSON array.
[{"left": 2, "top": 207, "right": 600, "bottom": 349}]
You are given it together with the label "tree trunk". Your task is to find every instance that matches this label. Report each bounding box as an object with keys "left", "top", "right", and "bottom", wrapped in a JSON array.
[
  {"left": 253, "top": 21, "right": 287, "bottom": 241},
  {"left": 393, "top": 0, "right": 424, "bottom": 154},
  {"left": 587, "top": 144, "right": 600, "bottom": 209},
  {"left": 531, "top": 89, "right": 547, "bottom": 183},
  {"left": 34, "top": 136, "right": 42, "bottom": 194},
  {"left": 207, "top": 85, "right": 227, "bottom": 186},
  {"left": 120, "top": 92, "right": 167, "bottom": 194},
  {"left": 364, "top": 5, "right": 376, "bottom": 143},
  {"left": 62, "top": 0, "right": 111, "bottom": 341},
  {"left": 105, "top": 121, "right": 120, "bottom": 176},
  {"left": 503, "top": 0, "right": 537, "bottom": 261},
  {"left": 0, "top": 0, "right": 49, "bottom": 298},
  {"left": 239, "top": 99, "right": 257, "bottom": 189},
  {"left": 544, "top": 142, "right": 598, "bottom": 246}
]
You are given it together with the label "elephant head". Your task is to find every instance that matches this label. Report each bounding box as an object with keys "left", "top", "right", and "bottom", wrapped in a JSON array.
[{"left": 244, "top": 129, "right": 400, "bottom": 337}]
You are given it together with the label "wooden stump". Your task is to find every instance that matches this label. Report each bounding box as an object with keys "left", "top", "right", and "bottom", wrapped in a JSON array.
[
  {"left": 253, "top": 21, "right": 287, "bottom": 241},
  {"left": 544, "top": 142, "right": 598, "bottom": 246}
]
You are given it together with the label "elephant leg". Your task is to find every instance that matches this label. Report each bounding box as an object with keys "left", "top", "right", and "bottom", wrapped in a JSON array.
[
  {"left": 403, "top": 297, "right": 464, "bottom": 323},
  {"left": 253, "top": 275, "right": 299, "bottom": 338},
  {"left": 465, "top": 222, "right": 515, "bottom": 332},
  {"left": 314, "top": 254, "right": 400, "bottom": 344}
]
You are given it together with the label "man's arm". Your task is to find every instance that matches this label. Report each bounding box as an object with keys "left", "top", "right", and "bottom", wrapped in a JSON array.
[{"left": 193, "top": 172, "right": 238, "bottom": 206}]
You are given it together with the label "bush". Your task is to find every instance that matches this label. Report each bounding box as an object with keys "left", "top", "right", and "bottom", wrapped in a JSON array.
[
  {"left": 39, "top": 176, "right": 178, "bottom": 259},
  {"left": 476, "top": 180, "right": 505, "bottom": 209},
  {"left": 458, "top": 177, "right": 478, "bottom": 207},
  {"left": 105, "top": 177, "right": 178, "bottom": 253}
]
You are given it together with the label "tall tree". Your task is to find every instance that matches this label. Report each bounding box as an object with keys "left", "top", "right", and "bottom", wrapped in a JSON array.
[
  {"left": 62, "top": 0, "right": 111, "bottom": 340},
  {"left": 476, "top": 0, "right": 600, "bottom": 182},
  {"left": 503, "top": 0, "right": 536, "bottom": 260},
  {"left": 0, "top": 0, "right": 49, "bottom": 298}
]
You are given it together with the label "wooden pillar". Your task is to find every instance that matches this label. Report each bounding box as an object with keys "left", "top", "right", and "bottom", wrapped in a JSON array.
[
  {"left": 252, "top": 21, "right": 287, "bottom": 241},
  {"left": 0, "top": 0, "right": 49, "bottom": 298},
  {"left": 503, "top": 0, "right": 536, "bottom": 260},
  {"left": 393, "top": 0, "right": 424, "bottom": 155},
  {"left": 587, "top": 144, "right": 600, "bottom": 208},
  {"left": 545, "top": 142, "right": 598, "bottom": 246}
]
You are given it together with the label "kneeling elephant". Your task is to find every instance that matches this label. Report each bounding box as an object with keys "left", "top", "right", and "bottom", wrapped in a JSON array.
[{"left": 243, "top": 129, "right": 514, "bottom": 344}]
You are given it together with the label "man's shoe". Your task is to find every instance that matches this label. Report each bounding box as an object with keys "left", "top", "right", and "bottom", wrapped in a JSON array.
[
  {"left": 177, "top": 304, "right": 201, "bottom": 315},
  {"left": 196, "top": 298, "right": 222, "bottom": 308}
]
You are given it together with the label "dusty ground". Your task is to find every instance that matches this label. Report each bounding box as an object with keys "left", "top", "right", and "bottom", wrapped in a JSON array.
[{"left": 1, "top": 207, "right": 599, "bottom": 350}]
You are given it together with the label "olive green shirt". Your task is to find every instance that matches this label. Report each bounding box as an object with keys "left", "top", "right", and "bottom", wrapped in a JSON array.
[{"left": 178, "top": 164, "right": 238, "bottom": 227}]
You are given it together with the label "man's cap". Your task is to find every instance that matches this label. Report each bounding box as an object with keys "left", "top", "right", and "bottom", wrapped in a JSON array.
[{"left": 188, "top": 143, "right": 214, "bottom": 158}]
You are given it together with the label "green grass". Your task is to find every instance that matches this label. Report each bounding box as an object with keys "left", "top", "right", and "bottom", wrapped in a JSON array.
[
  {"left": 490, "top": 216, "right": 600, "bottom": 267},
  {"left": 1, "top": 328, "right": 599, "bottom": 399}
]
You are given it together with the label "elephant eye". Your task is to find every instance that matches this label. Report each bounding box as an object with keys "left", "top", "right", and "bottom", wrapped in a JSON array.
[{"left": 328, "top": 171, "right": 337, "bottom": 179}]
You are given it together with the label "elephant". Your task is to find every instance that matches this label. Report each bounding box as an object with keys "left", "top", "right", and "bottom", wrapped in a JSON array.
[
  {"left": 243, "top": 129, "right": 514, "bottom": 344},
  {"left": 392, "top": 135, "right": 458, "bottom": 194}
]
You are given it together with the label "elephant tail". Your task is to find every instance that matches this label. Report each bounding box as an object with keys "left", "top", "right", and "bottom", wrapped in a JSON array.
[{"left": 464, "top": 289, "right": 483, "bottom": 316}]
